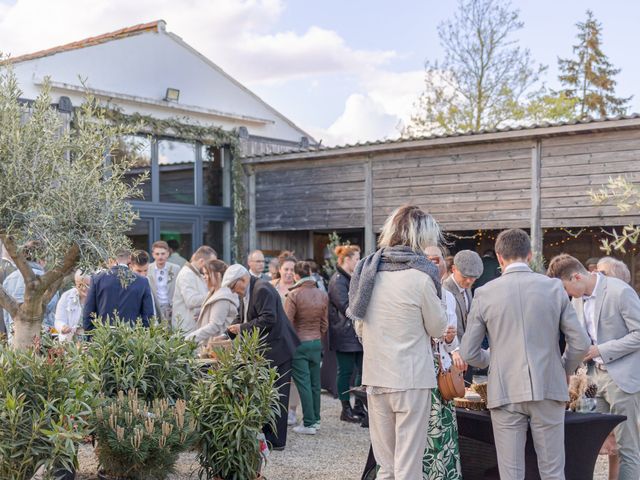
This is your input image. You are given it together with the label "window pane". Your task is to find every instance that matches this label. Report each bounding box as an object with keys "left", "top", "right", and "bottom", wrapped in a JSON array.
[
  {"left": 160, "top": 221, "right": 194, "bottom": 259},
  {"left": 158, "top": 139, "right": 195, "bottom": 204},
  {"left": 127, "top": 219, "right": 151, "bottom": 252},
  {"left": 202, "top": 146, "right": 223, "bottom": 206},
  {"left": 112, "top": 136, "right": 151, "bottom": 201},
  {"left": 203, "top": 221, "right": 225, "bottom": 260}
]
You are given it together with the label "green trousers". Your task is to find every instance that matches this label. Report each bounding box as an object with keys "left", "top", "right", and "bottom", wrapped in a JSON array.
[
  {"left": 292, "top": 339, "right": 322, "bottom": 427},
  {"left": 336, "top": 350, "right": 363, "bottom": 402}
]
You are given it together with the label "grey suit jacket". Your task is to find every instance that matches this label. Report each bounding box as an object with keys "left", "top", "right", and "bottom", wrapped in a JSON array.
[
  {"left": 572, "top": 275, "right": 640, "bottom": 394},
  {"left": 443, "top": 275, "right": 471, "bottom": 340},
  {"left": 148, "top": 262, "right": 181, "bottom": 305},
  {"left": 461, "top": 265, "right": 590, "bottom": 409}
]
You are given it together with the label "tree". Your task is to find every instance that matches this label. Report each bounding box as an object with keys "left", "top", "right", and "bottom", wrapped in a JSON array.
[
  {"left": 0, "top": 64, "right": 141, "bottom": 349},
  {"left": 590, "top": 176, "right": 640, "bottom": 254},
  {"left": 558, "top": 10, "right": 631, "bottom": 119},
  {"left": 406, "top": 0, "right": 563, "bottom": 136}
]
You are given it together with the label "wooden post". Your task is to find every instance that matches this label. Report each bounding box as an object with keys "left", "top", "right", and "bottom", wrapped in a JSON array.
[
  {"left": 531, "top": 140, "right": 543, "bottom": 257},
  {"left": 364, "top": 159, "right": 375, "bottom": 254},
  {"left": 248, "top": 170, "right": 257, "bottom": 253}
]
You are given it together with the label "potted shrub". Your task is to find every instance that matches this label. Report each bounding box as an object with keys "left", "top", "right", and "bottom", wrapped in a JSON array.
[
  {"left": 190, "top": 330, "right": 281, "bottom": 480},
  {"left": 84, "top": 318, "right": 199, "bottom": 478},
  {"left": 0, "top": 338, "right": 93, "bottom": 480},
  {"left": 84, "top": 318, "right": 198, "bottom": 402},
  {"left": 93, "top": 390, "right": 196, "bottom": 480}
]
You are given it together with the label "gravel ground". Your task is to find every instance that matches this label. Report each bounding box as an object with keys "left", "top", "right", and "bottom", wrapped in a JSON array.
[{"left": 66, "top": 393, "right": 608, "bottom": 479}]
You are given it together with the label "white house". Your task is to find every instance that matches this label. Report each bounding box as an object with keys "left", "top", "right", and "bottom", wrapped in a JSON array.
[{"left": 10, "top": 20, "right": 314, "bottom": 261}]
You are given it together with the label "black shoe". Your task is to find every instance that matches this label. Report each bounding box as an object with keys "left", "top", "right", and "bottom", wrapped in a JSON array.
[
  {"left": 360, "top": 413, "right": 369, "bottom": 428},
  {"left": 352, "top": 398, "right": 366, "bottom": 417},
  {"left": 340, "top": 400, "right": 363, "bottom": 423}
]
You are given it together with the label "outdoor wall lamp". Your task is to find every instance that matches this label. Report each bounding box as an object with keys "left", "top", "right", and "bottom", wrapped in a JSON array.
[{"left": 164, "top": 88, "right": 180, "bottom": 102}]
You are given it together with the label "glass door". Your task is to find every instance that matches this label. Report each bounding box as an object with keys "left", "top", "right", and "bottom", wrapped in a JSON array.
[{"left": 160, "top": 220, "right": 195, "bottom": 259}]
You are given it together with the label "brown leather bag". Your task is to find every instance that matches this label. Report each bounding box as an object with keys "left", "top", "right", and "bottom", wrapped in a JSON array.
[{"left": 436, "top": 351, "right": 465, "bottom": 401}]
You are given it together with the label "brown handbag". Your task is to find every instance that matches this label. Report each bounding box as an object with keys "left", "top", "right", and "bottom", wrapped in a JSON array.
[{"left": 436, "top": 350, "right": 465, "bottom": 401}]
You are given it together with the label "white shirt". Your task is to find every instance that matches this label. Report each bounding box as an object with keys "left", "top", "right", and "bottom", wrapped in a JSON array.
[
  {"left": 436, "top": 289, "right": 460, "bottom": 370},
  {"left": 155, "top": 265, "right": 169, "bottom": 304},
  {"left": 451, "top": 275, "right": 470, "bottom": 312},
  {"left": 503, "top": 261, "right": 529, "bottom": 273},
  {"left": 583, "top": 273, "right": 602, "bottom": 363},
  {"left": 54, "top": 288, "right": 83, "bottom": 342}
]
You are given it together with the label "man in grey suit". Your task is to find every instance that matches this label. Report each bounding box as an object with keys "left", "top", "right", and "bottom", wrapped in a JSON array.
[
  {"left": 443, "top": 250, "right": 483, "bottom": 340},
  {"left": 548, "top": 254, "right": 640, "bottom": 480},
  {"left": 461, "top": 229, "right": 590, "bottom": 480}
]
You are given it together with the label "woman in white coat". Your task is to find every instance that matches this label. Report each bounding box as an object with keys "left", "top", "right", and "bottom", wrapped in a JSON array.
[
  {"left": 54, "top": 270, "right": 90, "bottom": 341},
  {"left": 186, "top": 261, "right": 240, "bottom": 345}
]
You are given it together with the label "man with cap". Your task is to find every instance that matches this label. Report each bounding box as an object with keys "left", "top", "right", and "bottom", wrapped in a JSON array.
[
  {"left": 225, "top": 267, "right": 300, "bottom": 450},
  {"left": 443, "top": 250, "right": 484, "bottom": 342}
]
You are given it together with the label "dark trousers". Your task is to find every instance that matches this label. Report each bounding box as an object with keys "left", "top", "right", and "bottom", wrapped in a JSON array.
[
  {"left": 336, "top": 350, "right": 363, "bottom": 402},
  {"left": 264, "top": 359, "right": 292, "bottom": 449}
]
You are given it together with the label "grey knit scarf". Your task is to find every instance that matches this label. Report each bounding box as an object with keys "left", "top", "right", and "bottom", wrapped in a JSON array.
[{"left": 346, "top": 246, "right": 441, "bottom": 322}]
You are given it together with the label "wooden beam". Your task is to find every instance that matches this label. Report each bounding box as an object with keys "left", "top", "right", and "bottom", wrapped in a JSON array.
[
  {"left": 248, "top": 172, "right": 257, "bottom": 253},
  {"left": 364, "top": 159, "right": 375, "bottom": 254},
  {"left": 531, "top": 140, "right": 543, "bottom": 256}
]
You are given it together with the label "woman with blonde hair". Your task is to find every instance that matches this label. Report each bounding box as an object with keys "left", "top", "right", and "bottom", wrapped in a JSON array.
[
  {"left": 328, "top": 244, "right": 365, "bottom": 423},
  {"left": 349, "top": 205, "right": 448, "bottom": 479},
  {"left": 186, "top": 259, "right": 239, "bottom": 345},
  {"left": 54, "top": 270, "right": 91, "bottom": 342}
]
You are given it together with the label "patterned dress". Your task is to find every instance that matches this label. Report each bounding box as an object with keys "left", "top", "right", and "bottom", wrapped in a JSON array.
[{"left": 422, "top": 355, "right": 462, "bottom": 479}]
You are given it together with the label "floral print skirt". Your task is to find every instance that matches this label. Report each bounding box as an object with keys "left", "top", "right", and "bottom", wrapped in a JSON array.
[{"left": 422, "top": 359, "right": 463, "bottom": 479}]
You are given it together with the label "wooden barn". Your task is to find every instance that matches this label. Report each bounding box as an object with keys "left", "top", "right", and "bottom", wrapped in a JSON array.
[{"left": 241, "top": 116, "right": 640, "bottom": 289}]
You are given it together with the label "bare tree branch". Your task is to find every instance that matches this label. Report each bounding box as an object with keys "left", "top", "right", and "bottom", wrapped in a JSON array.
[
  {"left": 0, "top": 284, "right": 19, "bottom": 319},
  {"left": 0, "top": 234, "right": 37, "bottom": 288}
]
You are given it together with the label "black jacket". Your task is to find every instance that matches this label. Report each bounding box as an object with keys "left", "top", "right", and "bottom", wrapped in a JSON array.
[
  {"left": 238, "top": 277, "right": 300, "bottom": 367},
  {"left": 328, "top": 266, "right": 362, "bottom": 353}
]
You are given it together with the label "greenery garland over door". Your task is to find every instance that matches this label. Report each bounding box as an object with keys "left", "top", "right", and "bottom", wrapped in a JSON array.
[{"left": 76, "top": 106, "right": 248, "bottom": 261}]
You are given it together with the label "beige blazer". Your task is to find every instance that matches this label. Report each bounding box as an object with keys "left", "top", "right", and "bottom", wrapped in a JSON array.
[
  {"left": 172, "top": 263, "right": 209, "bottom": 335},
  {"left": 186, "top": 287, "right": 239, "bottom": 345},
  {"left": 443, "top": 275, "right": 472, "bottom": 340},
  {"left": 148, "top": 262, "right": 181, "bottom": 305},
  {"left": 359, "top": 269, "right": 448, "bottom": 390},
  {"left": 572, "top": 275, "right": 640, "bottom": 394},
  {"left": 461, "top": 265, "right": 590, "bottom": 409}
]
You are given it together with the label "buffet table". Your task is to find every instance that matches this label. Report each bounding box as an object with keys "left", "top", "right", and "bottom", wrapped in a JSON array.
[{"left": 361, "top": 408, "right": 626, "bottom": 480}]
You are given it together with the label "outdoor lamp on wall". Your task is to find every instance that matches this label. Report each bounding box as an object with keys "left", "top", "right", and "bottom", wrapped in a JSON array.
[{"left": 164, "top": 88, "right": 180, "bottom": 102}]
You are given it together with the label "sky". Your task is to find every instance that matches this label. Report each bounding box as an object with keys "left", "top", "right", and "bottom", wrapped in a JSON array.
[{"left": 0, "top": 0, "right": 638, "bottom": 146}]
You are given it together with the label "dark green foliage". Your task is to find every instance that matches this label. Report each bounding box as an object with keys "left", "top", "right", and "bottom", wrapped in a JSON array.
[
  {"left": 0, "top": 338, "right": 94, "bottom": 480},
  {"left": 93, "top": 391, "right": 196, "bottom": 479},
  {"left": 558, "top": 10, "right": 631, "bottom": 118},
  {"left": 190, "top": 330, "right": 280, "bottom": 480},
  {"left": 84, "top": 318, "right": 197, "bottom": 403}
]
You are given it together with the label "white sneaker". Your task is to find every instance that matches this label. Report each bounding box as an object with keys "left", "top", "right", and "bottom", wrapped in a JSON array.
[
  {"left": 287, "top": 411, "right": 297, "bottom": 426},
  {"left": 311, "top": 421, "right": 321, "bottom": 430},
  {"left": 293, "top": 425, "right": 316, "bottom": 435}
]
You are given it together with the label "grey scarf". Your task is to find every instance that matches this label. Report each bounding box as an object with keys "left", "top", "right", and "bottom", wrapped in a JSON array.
[{"left": 346, "top": 246, "right": 441, "bottom": 322}]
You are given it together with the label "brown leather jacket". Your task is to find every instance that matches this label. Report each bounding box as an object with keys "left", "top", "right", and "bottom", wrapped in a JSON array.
[{"left": 284, "top": 280, "right": 328, "bottom": 342}]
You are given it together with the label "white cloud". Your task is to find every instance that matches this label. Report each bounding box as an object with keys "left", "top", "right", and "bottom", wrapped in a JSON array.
[
  {"left": 0, "top": 0, "right": 395, "bottom": 84},
  {"left": 311, "top": 70, "right": 426, "bottom": 146}
]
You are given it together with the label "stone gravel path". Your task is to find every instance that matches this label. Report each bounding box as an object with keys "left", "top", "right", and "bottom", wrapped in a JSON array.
[{"left": 70, "top": 393, "right": 608, "bottom": 479}]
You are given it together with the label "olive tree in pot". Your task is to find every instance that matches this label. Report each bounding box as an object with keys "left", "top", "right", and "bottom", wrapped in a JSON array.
[
  {"left": 0, "top": 338, "right": 94, "bottom": 480},
  {"left": 190, "top": 330, "right": 280, "bottom": 480}
]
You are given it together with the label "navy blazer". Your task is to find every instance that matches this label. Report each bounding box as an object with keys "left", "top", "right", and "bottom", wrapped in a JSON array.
[
  {"left": 237, "top": 277, "right": 300, "bottom": 367},
  {"left": 83, "top": 266, "right": 154, "bottom": 330}
]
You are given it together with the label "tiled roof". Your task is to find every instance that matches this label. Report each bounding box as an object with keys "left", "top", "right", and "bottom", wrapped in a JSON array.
[
  {"left": 7, "top": 20, "right": 164, "bottom": 64},
  {"left": 243, "top": 113, "right": 640, "bottom": 159}
]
